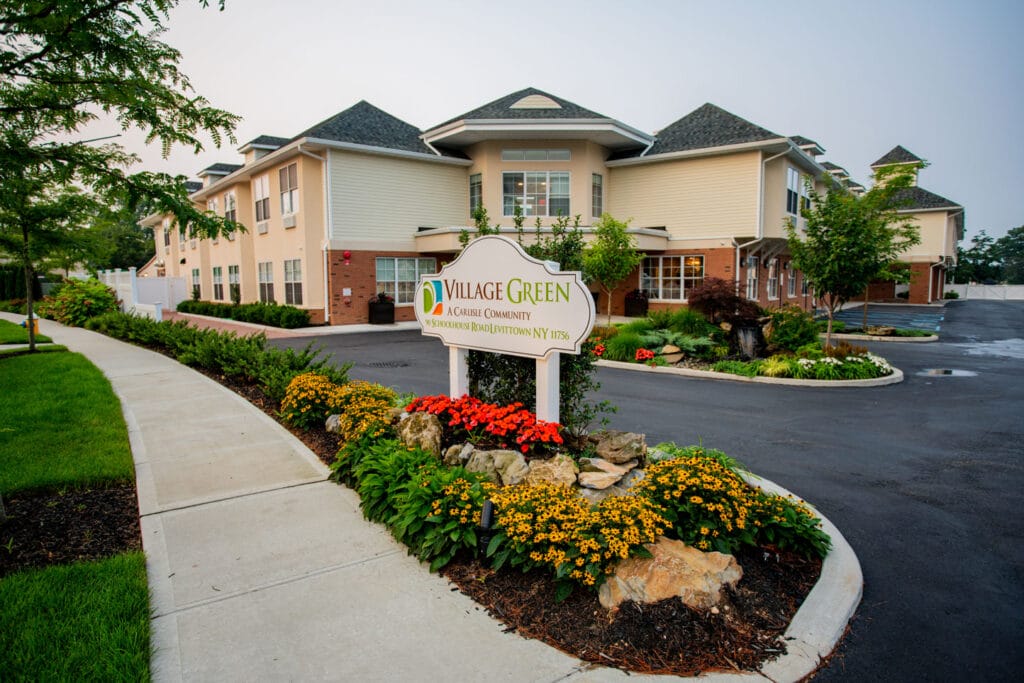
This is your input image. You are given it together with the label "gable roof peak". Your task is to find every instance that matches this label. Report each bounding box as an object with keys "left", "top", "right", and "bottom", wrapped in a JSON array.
[
  {"left": 428, "top": 87, "right": 610, "bottom": 130},
  {"left": 642, "top": 102, "right": 782, "bottom": 156},
  {"left": 872, "top": 145, "right": 923, "bottom": 167},
  {"left": 292, "top": 100, "right": 439, "bottom": 156}
]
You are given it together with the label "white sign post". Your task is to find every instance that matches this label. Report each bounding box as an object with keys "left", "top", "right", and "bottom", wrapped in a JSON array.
[{"left": 415, "top": 236, "right": 596, "bottom": 424}]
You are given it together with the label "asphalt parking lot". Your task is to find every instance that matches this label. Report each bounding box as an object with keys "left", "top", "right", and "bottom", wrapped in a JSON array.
[{"left": 275, "top": 300, "right": 1024, "bottom": 681}]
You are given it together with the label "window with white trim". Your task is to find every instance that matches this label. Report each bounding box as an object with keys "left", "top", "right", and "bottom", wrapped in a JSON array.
[
  {"left": 279, "top": 164, "right": 298, "bottom": 215},
  {"left": 786, "top": 167, "right": 800, "bottom": 215},
  {"left": 224, "top": 192, "right": 237, "bottom": 222},
  {"left": 787, "top": 267, "right": 797, "bottom": 297},
  {"left": 191, "top": 268, "right": 200, "bottom": 298},
  {"left": 228, "top": 264, "right": 240, "bottom": 302},
  {"left": 258, "top": 261, "right": 274, "bottom": 302},
  {"left": 163, "top": 219, "right": 171, "bottom": 248},
  {"left": 767, "top": 259, "right": 779, "bottom": 300},
  {"left": 254, "top": 175, "right": 270, "bottom": 222},
  {"left": 640, "top": 255, "right": 704, "bottom": 301},
  {"left": 502, "top": 171, "right": 570, "bottom": 217},
  {"left": 746, "top": 256, "right": 760, "bottom": 300},
  {"left": 469, "top": 173, "right": 482, "bottom": 215},
  {"left": 284, "top": 259, "right": 302, "bottom": 305},
  {"left": 500, "top": 149, "right": 570, "bottom": 161},
  {"left": 212, "top": 266, "right": 224, "bottom": 300},
  {"left": 376, "top": 257, "right": 436, "bottom": 304},
  {"left": 592, "top": 174, "right": 603, "bottom": 217},
  {"left": 801, "top": 277, "right": 810, "bottom": 296}
]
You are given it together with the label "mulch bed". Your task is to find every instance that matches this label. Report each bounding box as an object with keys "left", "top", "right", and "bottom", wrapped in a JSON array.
[{"left": 0, "top": 358, "right": 825, "bottom": 676}]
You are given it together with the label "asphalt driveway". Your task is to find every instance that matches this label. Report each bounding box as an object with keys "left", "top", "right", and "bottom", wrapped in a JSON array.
[{"left": 274, "top": 300, "right": 1024, "bottom": 681}]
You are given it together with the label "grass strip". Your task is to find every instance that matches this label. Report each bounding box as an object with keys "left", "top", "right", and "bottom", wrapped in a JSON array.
[
  {"left": 0, "top": 551, "right": 150, "bottom": 681},
  {"left": 0, "top": 352, "right": 133, "bottom": 494},
  {"left": 0, "top": 344, "right": 68, "bottom": 357},
  {"left": 0, "top": 319, "right": 52, "bottom": 344}
]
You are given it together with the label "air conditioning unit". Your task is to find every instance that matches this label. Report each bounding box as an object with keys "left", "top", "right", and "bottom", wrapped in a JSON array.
[
  {"left": 257, "top": 222, "right": 269, "bottom": 234},
  {"left": 283, "top": 214, "right": 296, "bottom": 229},
  {"left": 944, "top": 255, "right": 954, "bottom": 267}
]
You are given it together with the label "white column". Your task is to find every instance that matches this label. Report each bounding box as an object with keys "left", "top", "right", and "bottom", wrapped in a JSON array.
[
  {"left": 535, "top": 352, "right": 560, "bottom": 424},
  {"left": 450, "top": 346, "right": 469, "bottom": 398}
]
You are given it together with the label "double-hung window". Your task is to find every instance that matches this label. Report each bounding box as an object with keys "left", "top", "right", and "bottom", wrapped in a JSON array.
[
  {"left": 284, "top": 259, "right": 302, "bottom": 305},
  {"left": 786, "top": 167, "right": 800, "bottom": 216},
  {"left": 212, "top": 266, "right": 224, "bottom": 300},
  {"left": 228, "top": 265, "right": 240, "bottom": 302},
  {"left": 191, "top": 268, "right": 200, "bottom": 298},
  {"left": 224, "top": 192, "right": 237, "bottom": 222},
  {"left": 502, "top": 171, "right": 570, "bottom": 217},
  {"left": 279, "top": 164, "right": 298, "bottom": 215},
  {"left": 258, "top": 261, "right": 274, "bottom": 302},
  {"left": 801, "top": 276, "right": 810, "bottom": 296},
  {"left": 592, "top": 174, "right": 603, "bottom": 218},
  {"left": 254, "top": 175, "right": 270, "bottom": 222},
  {"left": 640, "top": 255, "right": 704, "bottom": 301},
  {"left": 469, "top": 173, "right": 482, "bottom": 215},
  {"left": 746, "top": 256, "right": 760, "bottom": 300},
  {"left": 375, "top": 257, "right": 436, "bottom": 304},
  {"left": 767, "top": 259, "right": 779, "bottom": 300},
  {"left": 163, "top": 219, "right": 171, "bottom": 249},
  {"left": 787, "top": 268, "right": 797, "bottom": 297}
]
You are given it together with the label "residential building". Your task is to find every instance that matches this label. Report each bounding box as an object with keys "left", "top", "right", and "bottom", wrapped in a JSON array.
[{"left": 142, "top": 88, "right": 960, "bottom": 324}]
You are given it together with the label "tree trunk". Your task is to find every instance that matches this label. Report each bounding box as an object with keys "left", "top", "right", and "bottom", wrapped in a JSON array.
[
  {"left": 604, "top": 286, "right": 613, "bottom": 327},
  {"left": 825, "top": 307, "right": 835, "bottom": 349},
  {"left": 862, "top": 288, "right": 870, "bottom": 330},
  {"left": 22, "top": 222, "right": 36, "bottom": 353}
]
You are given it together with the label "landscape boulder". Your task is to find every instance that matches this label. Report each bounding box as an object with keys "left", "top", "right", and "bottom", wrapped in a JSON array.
[
  {"left": 866, "top": 325, "right": 896, "bottom": 336},
  {"left": 589, "top": 430, "right": 647, "bottom": 465},
  {"left": 525, "top": 454, "right": 579, "bottom": 488},
  {"left": 599, "top": 537, "right": 742, "bottom": 611},
  {"left": 443, "top": 443, "right": 474, "bottom": 467},
  {"left": 467, "top": 449, "right": 530, "bottom": 486},
  {"left": 325, "top": 414, "right": 341, "bottom": 434},
  {"left": 660, "top": 344, "right": 683, "bottom": 364},
  {"left": 396, "top": 412, "right": 442, "bottom": 457},
  {"left": 578, "top": 471, "right": 625, "bottom": 490}
]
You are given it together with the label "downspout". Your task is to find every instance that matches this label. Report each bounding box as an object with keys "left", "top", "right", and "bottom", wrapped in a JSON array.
[{"left": 298, "top": 143, "right": 331, "bottom": 324}]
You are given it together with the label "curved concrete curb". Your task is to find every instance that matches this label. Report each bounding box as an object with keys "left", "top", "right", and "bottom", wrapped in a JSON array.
[
  {"left": 822, "top": 332, "right": 938, "bottom": 343},
  {"left": 596, "top": 358, "right": 904, "bottom": 388}
]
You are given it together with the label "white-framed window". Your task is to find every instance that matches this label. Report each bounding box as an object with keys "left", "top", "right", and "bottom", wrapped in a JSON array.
[
  {"left": 500, "top": 149, "right": 570, "bottom": 161},
  {"left": 228, "top": 264, "right": 240, "bottom": 302},
  {"left": 767, "top": 259, "right": 779, "bottom": 300},
  {"left": 212, "top": 266, "right": 224, "bottom": 300},
  {"left": 801, "top": 277, "right": 810, "bottom": 296},
  {"left": 640, "top": 255, "right": 704, "bottom": 301},
  {"left": 258, "top": 261, "right": 274, "bottom": 303},
  {"left": 746, "top": 256, "right": 760, "bottom": 300},
  {"left": 284, "top": 259, "right": 302, "bottom": 305},
  {"left": 224, "top": 192, "right": 237, "bottom": 222},
  {"left": 254, "top": 174, "right": 270, "bottom": 222},
  {"left": 191, "top": 268, "right": 200, "bottom": 298},
  {"left": 178, "top": 222, "right": 186, "bottom": 249},
  {"left": 787, "top": 267, "right": 797, "bottom": 297},
  {"left": 502, "top": 171, "right": 570, "bottom": 217},
  {"left": 469, "top": 173, "right": 482, "bottom": 215},
  {"left": 592, "top": 174, "right": 603, "bottom": 218},
  {"left": 786, "top": 167, "right": 800, "bottom": 216},
  {"left": 279, "top": 164, "right": 298, "bottom": 215},
  {"left": 163, "top": 218, "right": 171, "bottom": 248},
  {"left": 376, "top": 257, "right": 436, "bottom": 304}
]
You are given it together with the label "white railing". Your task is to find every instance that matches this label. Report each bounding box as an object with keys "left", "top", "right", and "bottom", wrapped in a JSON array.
[
  {"left": 98, "top": 268, "right": 189, "bottom": 321},
  {"left": 945, "top": 284, "right": 1024, "bottom": 300}
]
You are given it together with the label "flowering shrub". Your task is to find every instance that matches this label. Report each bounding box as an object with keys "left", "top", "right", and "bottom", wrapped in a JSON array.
[
  {"left": 634, "top": 348, "right": 655, "bottom": 363},
  {"left": 487, "top": 482, "right": 666, "bottom": 597},
  {"left": 632, "top": 444, "right": 831, "bottom": 558},
  {"left": 592, "top": 343, "right": 605, "bottom": 357},
  {"left": 280, "top": 372, "right": 343, "bottom": 430},
  {"left": 713, "top": 352, "right": 893, "bottom": 380},
  {"left": 406, "top": 395, "right": 563, "bottom": 455},
  {"left": 331, "top": 380, "right": 398, "bottom": 442},
  {"left": 36, "top": 278, "right": 118, "bottom": 326}
]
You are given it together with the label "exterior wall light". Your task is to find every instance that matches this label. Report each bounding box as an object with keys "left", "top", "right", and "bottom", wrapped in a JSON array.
[{"left": 342, "top": 250, "right": 351, "bottom": 266}]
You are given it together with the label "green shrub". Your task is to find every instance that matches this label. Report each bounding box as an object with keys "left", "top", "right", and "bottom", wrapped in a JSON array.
[
  {"left": 759, "top": 355, "right": 795, "bottom": 378},
  {"left": 816, "top": 319, "right": 846, "bottom": 333},
  {"left": 645, "top": 309, "right": 673, "bottom": 329},
  {"left": 36, "top": 278, "right": 118, "bottom": 326},
  {"left": 354, "top": 440, "right": 436, "bottom": 524},
  {"left": 943, "top": 291, "right": 960, "bottom": 299},
  {"left": 603, "top": 331, "right": 644, "bottom": 362},
  {"left": 176, "top": 299, "right": 310, "bottom": 329},
  {"left": 618, "top": 319, "right": 654, "bottom": 335},
  {"left": 766, "top": 305, "right": 819, "bottom": 352},
  {"left": 667, "top": 308, "right": 718, "bottom": 337},
  {"left": 712, "top": 359, "right": 762, "bottom": 377}
]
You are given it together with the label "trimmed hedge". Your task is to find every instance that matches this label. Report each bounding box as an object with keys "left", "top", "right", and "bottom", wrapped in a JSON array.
[{"left": 177, "top": 300, "right": 310, "bottom": 329}]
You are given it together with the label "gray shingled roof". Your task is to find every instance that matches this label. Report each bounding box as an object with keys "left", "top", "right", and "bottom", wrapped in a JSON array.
[
  {"left": 292, "top": 100, "right": 438, "bottom": 155},
  {"left": 893, "top": 186, "right": 961, "bottom": 211},
  {"left": 872, "top": 145, "right": 922, "bottom": 166},
  {"left": 200, "top": 163, "right": 242, "bottom": 175},
  {"left": 243, "top": 135, "right": 290, "bottom": 149},
  {"left": 789, "top": 135, "right": 821, "bottom": 149},
  {"left": 623, "top": 103, "right": 782, "bottom": 159},
  {"left": 184, "top": 181, "right": 203, "bottom": 194},
  {"left": 821, "top": 161, "right": 849, "bottom": 174},
  {"left": 431, "top": 88, "right": 610, "bottom": 129}
]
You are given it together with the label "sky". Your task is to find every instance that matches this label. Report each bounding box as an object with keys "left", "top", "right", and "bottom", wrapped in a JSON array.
[{"left": 99, "top": 0, "right": 1023, "bottom": 241}]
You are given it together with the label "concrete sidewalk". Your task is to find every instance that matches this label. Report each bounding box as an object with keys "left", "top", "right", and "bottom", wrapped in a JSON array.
[{"left": 4, "top": 312, "right": 860, "bottom": 683}]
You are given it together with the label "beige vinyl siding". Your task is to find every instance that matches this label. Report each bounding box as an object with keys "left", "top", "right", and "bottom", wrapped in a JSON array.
[
  {"left": 902, "top": 211, "right": 951, "bottom": 261},
  {"left": 330, "top": 151, "right": 467, "bottom": 248},
  {"left": 608, "top": 151, "right": 760, "bottom": 240}
]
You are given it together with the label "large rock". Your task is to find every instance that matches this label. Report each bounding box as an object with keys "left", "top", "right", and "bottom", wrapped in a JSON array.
[
  {"left": 525, "top": 454, "right": 579, "bottom": 488},
  {"left": 443, "top": 443, "right": 474, "bottom": 467},
  {"left": 465, "top": 449, "right": 530, "bottom": 486},
  {"left": 866, "top": 325, "right": 896, "bottom": 336},
  {"left": 619, "top": 468, "right": 647, "bottom": 490},
  {"left": 660, "top": 344, "right": 683, "bottom": 364},
  {"left": 578, "top": 485, "right": 628, "bottom": 504},
  {"left": 578, "top": 471, "right": 624, "bottom": 490},
  {"left": 599, "top": 537, "right": 742, "bottom": 611},
  {"left": 578, "top": 457, "right": 635, "bottom": 476},
  {"left": 325, "top": 414, "right": 341, "bottom": 435},
  {"left": 589, "top": 431, "right": 647, "bottom": 465},
  {"left": 396, "top": 412, "right": 442, "bottom": 457}
]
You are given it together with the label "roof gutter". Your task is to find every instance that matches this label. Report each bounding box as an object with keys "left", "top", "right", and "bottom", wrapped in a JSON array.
[{"left": 298, "top": 143, "right": 331, "bottom": 325}]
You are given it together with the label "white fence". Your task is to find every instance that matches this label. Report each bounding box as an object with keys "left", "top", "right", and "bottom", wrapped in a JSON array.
[
  {"left": 98, "top": 268, "right": 189, "bottom": 321},
  {"left": 945, "top": 284, "right": 1024, "bottom": 300}
]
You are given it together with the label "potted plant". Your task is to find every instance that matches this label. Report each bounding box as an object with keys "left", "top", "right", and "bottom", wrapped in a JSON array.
[
  {"left": 624, "top": 289, "right": 649, "bottom": 318},
  {"left": 368, "top": 291, "right": 395, "bottom": 324}
]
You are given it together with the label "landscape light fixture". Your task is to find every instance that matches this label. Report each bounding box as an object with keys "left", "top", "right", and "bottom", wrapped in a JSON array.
[{"left": 478, "top": 500, "right": 494, "bottom": 557}]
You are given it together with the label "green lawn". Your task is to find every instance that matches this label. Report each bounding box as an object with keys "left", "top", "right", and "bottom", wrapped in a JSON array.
[
  {"left": 0, "top": 352, "right": 133, "bottom": 494},
  {"left": 0, "top": 552, "right": 150, "bottom": 681},
  {"left": 0, "top": 319, "right": 51, "bottom": 344}
]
